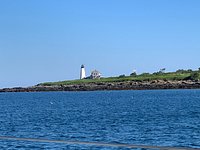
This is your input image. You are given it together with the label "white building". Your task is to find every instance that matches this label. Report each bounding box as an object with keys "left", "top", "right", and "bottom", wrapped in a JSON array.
[
  {"left": 90, "top": 70, "right": 101, "bottom": 79},
  {"left": 80, "top": 64, "right": 86, "bottom": 79}
]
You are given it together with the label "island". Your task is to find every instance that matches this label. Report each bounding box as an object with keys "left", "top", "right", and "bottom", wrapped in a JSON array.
[{"left": 1, "top": 69, "right": 200, "bottom": 92}]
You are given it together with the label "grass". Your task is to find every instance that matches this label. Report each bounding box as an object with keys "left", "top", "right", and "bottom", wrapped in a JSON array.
[{"left": 38, "top": 71, "right": 200, "bottom": 86}]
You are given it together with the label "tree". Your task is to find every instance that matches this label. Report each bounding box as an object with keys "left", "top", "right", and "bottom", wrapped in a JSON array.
[{"left": 159, "top": 68, "right": 166, "bottom": 73}]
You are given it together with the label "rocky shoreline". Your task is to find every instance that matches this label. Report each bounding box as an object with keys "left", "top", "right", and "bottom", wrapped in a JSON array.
[{"left": 1, "top": 80, "right": 200, "bottom": 92}]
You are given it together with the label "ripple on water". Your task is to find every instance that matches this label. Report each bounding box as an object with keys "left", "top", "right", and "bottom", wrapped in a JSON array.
[{"left": 0, "top": 90, "right": 200, "bottom": 149}]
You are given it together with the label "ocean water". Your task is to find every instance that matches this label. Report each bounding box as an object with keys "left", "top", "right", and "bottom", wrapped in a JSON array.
[{"left": 0, "top": 90, "right": 200, "bottom": 149}]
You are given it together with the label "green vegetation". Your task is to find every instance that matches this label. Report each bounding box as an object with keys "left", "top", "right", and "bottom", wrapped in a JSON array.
[
  {"left": 184, "top": 72, "right": 199, "bottom": 80},
  {"left": 38, "top": 69, "right": 200, "bottom": 86},
  {"left": 130, "top": 72, "right": 137, "bottom": 77}
]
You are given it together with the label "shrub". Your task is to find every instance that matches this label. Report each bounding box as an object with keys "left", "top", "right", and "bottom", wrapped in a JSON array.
[
  {"left": 184, "top": 72, "right": 199, "bottom": 80},
  {"left": 153, "top": 72, "right": 161, "bottom": 75},
  {"left": 119, "top": 74, "right": 126, "bottom": 78},
  {"left": 190, "top": 72, "right": 199, "bottom": 80},
  {"left": 130, "top": 72, "right": 137, "bottom": 76},
  {"left": 140, "top": 73, "right": 150, "bottom": 76},
  {"left": 176, "top": 69, "right": 193, "bottom": 73},
  {"left": 176, "top": 69, "right": 185, "bottom": 73},
  {"left": 187, "top": 69, "right": 193, "bottom": 73}
]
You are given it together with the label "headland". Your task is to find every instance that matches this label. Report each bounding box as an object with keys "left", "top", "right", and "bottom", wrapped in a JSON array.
[{"left": 1, "top": 69, "right": 200, "bottom": 92}]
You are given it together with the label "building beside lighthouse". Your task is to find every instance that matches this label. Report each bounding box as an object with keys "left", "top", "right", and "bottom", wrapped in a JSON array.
[
  {"left": 90, "top": 70, "right": 101, "bottom": 79},
  {"left": 80, "top": 64, "right": 86, "bottom": 79}
]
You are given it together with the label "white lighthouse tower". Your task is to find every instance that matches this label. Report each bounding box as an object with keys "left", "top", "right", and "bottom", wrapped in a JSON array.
[{"left": 80, "top": 64, "right": 86, "bottom": 79}]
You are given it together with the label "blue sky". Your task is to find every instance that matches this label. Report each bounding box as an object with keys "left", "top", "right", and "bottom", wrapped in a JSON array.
[{"left": 0, "top": 0, "right": 200, "bottom": 88}]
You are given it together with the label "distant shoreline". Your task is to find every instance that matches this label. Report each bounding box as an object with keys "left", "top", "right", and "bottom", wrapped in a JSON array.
[
  {"left": 1, "top": 80, "right": 200, "bottom": 92},
  {"left": 2, "top": 68, "right": 200, "bottom": 92}
]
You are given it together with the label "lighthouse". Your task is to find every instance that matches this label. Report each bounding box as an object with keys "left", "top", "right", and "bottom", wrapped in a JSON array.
[{"left": 80, "top": 64, "right": 86, "bottom": 79}]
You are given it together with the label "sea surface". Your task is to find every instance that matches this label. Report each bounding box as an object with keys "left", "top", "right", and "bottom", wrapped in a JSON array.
[{"left": 0, "top": 90, "right": 200, "bottom": 149}]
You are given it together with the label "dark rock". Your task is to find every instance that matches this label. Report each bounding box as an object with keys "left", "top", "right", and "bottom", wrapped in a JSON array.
[{"left": 1, "top": 80, "right": 200, "bottom": 92}]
